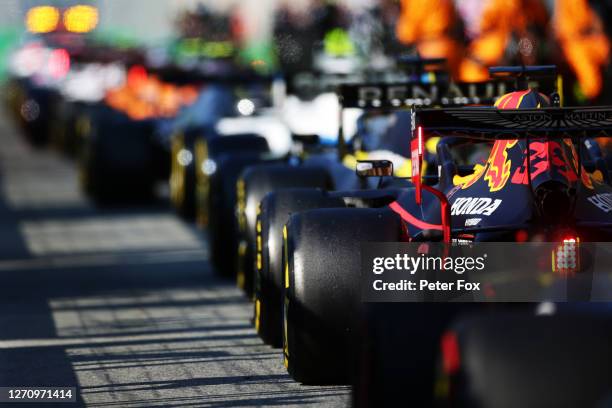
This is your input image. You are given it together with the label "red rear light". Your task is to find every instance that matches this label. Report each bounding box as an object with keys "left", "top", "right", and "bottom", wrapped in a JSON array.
[
  {"left": 127, "top": 65, "right": 147, "bottom": 89},
  {"left": 441, "top": 331, "right": 461, "bottom": 375},
  {"left": 515, "top": 229, "right": 528, "bottom": 242},
  {"left": 411, "top": 125, "right": 424, "bottom": 204},
  {"left": 552, "top": 236, "right": 580, "bottom": 275}
]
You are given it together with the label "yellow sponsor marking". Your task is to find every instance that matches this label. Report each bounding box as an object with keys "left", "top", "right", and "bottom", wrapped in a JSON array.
[
  {"left": 283, "top": 225, "right": 289, "bottom": 289},
  {"left": 254, "top": 299, "right": 261, "bottom": 332},
  {"left": 170, "top": 133, "right": 186, "bottom": 207},
  {"left": 283, "top": 296, "right": 290, "bottom": 362},
  {"left": 237, "top": 241, "right": 247, "bottom": 289},
  {"left": 434, "top": 375, "right": 450, "bottom": 398},
  {"left": 237, "top": 270, "right": 245, "bottom": 290},
  {"left": 236, "top": 179, "right": 246, "bottom": 231},
  {"left": 539, "top": 272, "right": 553, "bottom": 287},
  {"left": 195, "top": 139, "right": 210, "bottom": 227},
  {"left": 426, "top": 137, "right": 439, "bottom": 154}
]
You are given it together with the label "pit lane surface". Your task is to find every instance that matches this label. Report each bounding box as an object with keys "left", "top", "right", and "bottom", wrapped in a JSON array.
[{"left": 0, "top": 112, "right": 350, "bottom": 407}]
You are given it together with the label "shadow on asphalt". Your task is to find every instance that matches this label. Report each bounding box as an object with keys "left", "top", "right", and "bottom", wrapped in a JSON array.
[{"left": 0, "top": 111, "right": 349, "bottom": 407}]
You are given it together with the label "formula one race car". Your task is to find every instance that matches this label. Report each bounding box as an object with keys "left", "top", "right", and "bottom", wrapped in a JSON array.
[
  {"left": 252, "top": 75, "right": 522, "bottom": 346},
  {"left": 169, "top": 76, "right": 293, "bottom": 278},
  {"left": 432, "top": 310, "right": 612, "bottom": 408},
  {"left": 237, "top": 58, "right": 449, "bottom": 295},
  {"left": 78, "top": 63, "right": 199, "bottom": 202},
  {"left": 168, "top": 72, "right": 289, "bottom": 220},
  {"left": 5, "top": 41, "right": 68, "bottom": 146},
  {"left": 278, "top": 66, "right": 612, "bottom": 393}
]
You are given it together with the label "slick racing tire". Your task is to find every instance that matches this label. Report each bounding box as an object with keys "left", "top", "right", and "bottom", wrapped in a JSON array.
[
  {"left": 283, "top": 208, "right": 403, "bottom": 384},
  {"left": 437, "top": 312, "right": 612, "bottom": 408},
  {"left": 170, "top": 132, "right": 197, "bottom": 219},
  {"left": 208, "top": 153, "right": 267, "bottom": 278},
  {"left": 79, "top": 110, "right": 156, "bottom": 203},
  {"left": 18, "top": 85, "right": 57, "bottom": 147},
  {"left": 51, "top": 99, "right": 90, "bottom": 157},
  {"left": 352, "top": 303, "right": 472, "bottom": 408},
  {"left": 237, "top": 165, "right": 333, "bottom": 297},
  {"left": 254, "top": 188, "right": 344, "bottom": 347},
  {"left": 195, "top": 134, "right": 269, "bottom": 228}
]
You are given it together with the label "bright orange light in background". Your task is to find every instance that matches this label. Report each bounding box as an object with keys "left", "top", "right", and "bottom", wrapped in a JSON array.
[
  {"left": 105, "top": 68, "right": 198, "bottom": 121},
  {"left": 554, "top": 0, "right": 610, "bottom": 100},
  {"left": 63, "top": 5, "right": 99, "bottom": 33},
  {"left": 25, "top": 6, "right": 60, "bottom": 34}
]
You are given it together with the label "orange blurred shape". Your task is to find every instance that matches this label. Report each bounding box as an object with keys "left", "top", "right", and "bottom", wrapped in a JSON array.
[
  {"left": 554, "top": 0, "right": 610, "bottom": 99},
  {"left": 106, "top": 69, "right": 199, "bottom": 119},
  {"left": 396, "top": 0, "right": 462, "bottom": 76},
  {"left": 459, "top": 0, "right": 548, "bottom": 82},
  {"left": 127, "top": 65, "right": 148, "bottom": 90},
  {"left": 179, "top": 86, "right": 198, "bottom": 106}
]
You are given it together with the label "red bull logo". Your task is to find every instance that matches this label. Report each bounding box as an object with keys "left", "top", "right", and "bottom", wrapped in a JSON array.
[
  {"left": 511, "top": 140, "right": 594, "bottom": 190},
  {"left": 458, "top": 140, "right": 516, "bottom": 191},
  {"left": 484, "top": 140, "right": 517, "bottom": 192},
  {"left": 457, "top": 138, "right": 597, "bottom": 192}
]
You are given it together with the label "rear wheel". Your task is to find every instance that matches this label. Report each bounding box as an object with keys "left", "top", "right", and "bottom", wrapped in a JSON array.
[
  {"left": 195, "top": 134, "right": 270, "bottom": 229},
  {"left": 79, "top": 112, "right": 155, "bottom": 203},
  {"left": 283, "top": 208, "right": 403, "bottom": 384},
  {"left": 237, "top": 165, "right": 333, "bottom": 297},
  {"left": 169, "top": 132, "right": 196, "bottom": 219},
  {"left": 352, "top": 303, "right": 469, "bottom": 407},
  {"left": 254, "top": 188, "right": 343, "bottom": 347},
  {"left": 208, "top": 154, "right": 266, "bottom": 278},
  {"left": 437, "top": 312, "right": 612, "bottom": 408}
]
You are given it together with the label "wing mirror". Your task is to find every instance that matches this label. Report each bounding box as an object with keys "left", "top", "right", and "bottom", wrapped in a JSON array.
[{"left": 356, "top": 160, "right": 394, "bottom": 178}]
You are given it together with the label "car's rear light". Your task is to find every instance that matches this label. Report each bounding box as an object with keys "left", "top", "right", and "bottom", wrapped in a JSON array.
[
  {"left": 441, "top": 331, "right": 461, "bottom": 375},
  {"left": 552, "top": 236, "right": 580, "bottom": 275},
  {"left": 411, "top": 125, "right": 424, "bottom": 204}
]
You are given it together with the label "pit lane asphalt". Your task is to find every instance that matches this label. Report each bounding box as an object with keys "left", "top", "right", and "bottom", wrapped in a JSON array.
[{"left": 0, "top": 111, "right": 350, "bottom": 407}]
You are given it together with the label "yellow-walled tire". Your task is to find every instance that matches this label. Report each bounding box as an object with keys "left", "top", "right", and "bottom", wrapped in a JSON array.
[
  {"left": 170, "top": 133, "right": 186, "bottom": 211},
  {"left": 169, "top": 133, "right": 197, "bottom": 218},
  {"left": 255, "top": 188, "right": 342, "bottom": 347},
  {"left": 194, "top": 138, "right": 210, "bottom": 228},
  {"left": 237, "top": 165, "right": 332, "bottom": 298},
  {"left": 282, "top": 208, "right": 402, "bottom": 384}
]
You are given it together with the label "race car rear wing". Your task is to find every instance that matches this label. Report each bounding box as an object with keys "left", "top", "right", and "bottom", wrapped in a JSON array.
[
  {"left": 336, "top": 79, "right": 513, "bottom": 159},
  {"left": 411, "top": 106, "right": 612, "bottom": 140},
  {"left": 338, "top": 80, "right": 511, "bottom": 109},
  {"left": 409, "top": 106, "right": 612, "bottom": 243}
]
